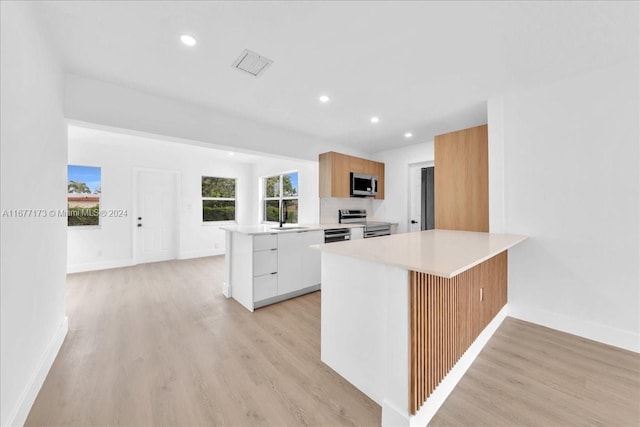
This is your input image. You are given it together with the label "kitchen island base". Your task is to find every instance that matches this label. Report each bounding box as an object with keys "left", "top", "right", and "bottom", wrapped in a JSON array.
[{"left": 321, "top": 247, "right": 513, "bottom": 426}]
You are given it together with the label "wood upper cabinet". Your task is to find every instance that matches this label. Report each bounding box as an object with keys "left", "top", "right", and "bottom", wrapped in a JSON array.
[
  {"left": 319, "top": 151, "right": 385, "bottom": 199},
  {"left": 372, "top": 161, "right": 385, "bottom": 199},
  {"left": 322, "top": 152, "right": 351, "bottom": 198},
  {"left": 434, "top": 124, "right": 488, "bottom": 232}
]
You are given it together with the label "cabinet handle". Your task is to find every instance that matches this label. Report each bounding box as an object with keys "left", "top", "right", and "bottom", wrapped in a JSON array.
[
  {"left": 271, "top": 272, "right": 277, "bottom": 275},
  {"left": 271, "top": 248, "right": 278, "bottom": 251}
]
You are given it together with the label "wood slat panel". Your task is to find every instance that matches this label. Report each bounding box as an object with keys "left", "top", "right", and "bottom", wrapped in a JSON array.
[{"left": 409, "top": 251, "right": 508, "bottom": 414}]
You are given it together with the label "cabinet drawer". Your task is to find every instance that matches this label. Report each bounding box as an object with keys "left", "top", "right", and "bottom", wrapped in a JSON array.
[
  {"left": 254, "top": 273, "right": 278, "bottom": 302},
  {"left": 253, "top": 249, "right": 278, "bottom": 276},
  {"left": 254, "top": 234, "right": 277, "bottom": 251}
]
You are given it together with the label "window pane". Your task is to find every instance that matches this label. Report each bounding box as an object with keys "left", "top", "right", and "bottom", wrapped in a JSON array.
[
  {"left": 67, "top": 204, "right": 100, "bottom": 226},
  {"left": 264, "top": 200, "right": 280, "bottom": 222},
  {"left": 202, "top": 177, "right": 235, "bottom": 198},
  {"left": 282, "top": 199, "right": 298, "bottom": 224},
  {"left": 203, "top": 200, "right": 236, "bottom": 222},
  {"left": 283, "top": 172, "right": 298, "bottom": 197},
  {"left": 265, "top": 175, "right": 280, "bottom": 198},
  {"left": 68, "top": 165, "right": 101, "bottom": 226}
]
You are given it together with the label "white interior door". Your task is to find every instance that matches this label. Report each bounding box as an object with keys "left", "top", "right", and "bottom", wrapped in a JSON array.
[
  {"left": 136, "top": 169, "right": 178, "bottom": 263},
  {"left": 409, "top": 165, "right": 422, "bottom": 232}
]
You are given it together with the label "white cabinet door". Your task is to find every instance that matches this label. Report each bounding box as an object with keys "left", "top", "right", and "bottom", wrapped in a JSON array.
[
  {"left": 351, "top": 227, "right": 364, "bottom": 240},
  {"left": 254, "top": 249, "right": 278, "bottom": 276},
  {"left": 277, "top": 232, "right": 303, "bottom": 295},
  {"left": 301, "top": 230, "right": 323, "bottom": 288},
  {"left": 254, "top": 234, "right": 277, "bottom": 251},
  {"left": 254, "top": 273, "right": 278, "bottom": 301}
]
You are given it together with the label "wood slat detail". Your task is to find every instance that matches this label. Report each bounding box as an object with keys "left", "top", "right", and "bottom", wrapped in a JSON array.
[{"left": 409, "top": 251, "right": 508, "bottom": 414}]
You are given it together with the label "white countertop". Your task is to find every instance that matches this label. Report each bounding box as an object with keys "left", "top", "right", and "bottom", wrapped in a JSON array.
[
  {"left": 220, "top": 223, "right": 364, "bottom": 235},
  {"left": 313, "top": 229, "right": 527, "bottom": 278}
]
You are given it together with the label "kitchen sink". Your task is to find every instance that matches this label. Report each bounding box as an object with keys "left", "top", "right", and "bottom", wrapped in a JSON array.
[{"left": 271, "top": 226, "right": 309, "bottom": 231}]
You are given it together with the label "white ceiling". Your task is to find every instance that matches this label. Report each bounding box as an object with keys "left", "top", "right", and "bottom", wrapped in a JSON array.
[{"left": 39, "top": 1, "right": 638, "bottom": 153}]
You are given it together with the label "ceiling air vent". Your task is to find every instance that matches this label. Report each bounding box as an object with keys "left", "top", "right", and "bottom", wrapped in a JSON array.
[{"left": 232, "top": 49, "right": 273, "bottom": 77}]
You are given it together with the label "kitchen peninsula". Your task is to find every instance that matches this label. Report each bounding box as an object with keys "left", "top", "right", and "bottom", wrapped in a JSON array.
[{"left": 314, "top": 229, "right": 526, "bottom": 426}]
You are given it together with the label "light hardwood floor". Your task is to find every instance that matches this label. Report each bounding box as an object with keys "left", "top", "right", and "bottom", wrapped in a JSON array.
[
  {"left": 27, "top": 257, "right": 639, "bottom": 426},
  {"left": 26, "top": 257, "right": 380, "bottom": 426},
  {"left": 430, "top": 318, "right": 640, "bottom": 426}
]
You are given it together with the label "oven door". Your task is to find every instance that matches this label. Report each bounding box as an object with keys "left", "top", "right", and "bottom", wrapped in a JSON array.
[
  {"left": 364, "top": 223, "right": 391, "bottom": 238},
  {"left": 324, "top": 228, "right": 351, "bottom": 243}
]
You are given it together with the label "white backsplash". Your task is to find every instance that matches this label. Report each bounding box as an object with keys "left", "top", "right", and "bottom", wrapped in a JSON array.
[{"left": 320, "top": 197, "right": 373, "bottom": 224}]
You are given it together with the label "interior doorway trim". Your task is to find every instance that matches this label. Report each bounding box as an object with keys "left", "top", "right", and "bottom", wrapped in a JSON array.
[{"left": 408, "top": 161, "right": 434, "bottom": 232}]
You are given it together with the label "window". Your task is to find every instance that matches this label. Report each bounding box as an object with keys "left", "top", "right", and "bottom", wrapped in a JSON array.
[
  {"left": 67, "top": 165, "right": 101, "bottom": 226},
  {"left": 202, "top": 176, "right": 236, "bottom": 222},
  {"left": 263, "top": 172, "right": 298, "bottom": 224}
]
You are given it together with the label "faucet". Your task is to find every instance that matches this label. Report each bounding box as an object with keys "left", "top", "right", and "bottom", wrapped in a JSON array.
[{"left": 279, "top": 202, "right": 285, "bottom": 228}]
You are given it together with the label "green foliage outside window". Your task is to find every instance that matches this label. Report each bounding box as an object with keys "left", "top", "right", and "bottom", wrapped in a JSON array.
[
  {"left": 68, "top": 204, "right": 100, "bottom": 226},
  {"left": 202, "top": 177, "right": 236, "bottom": 198},
  {"left": 202, "top": 176, "right": 236, "bottom": 222},
  {"left": 203, "top": 200, "right": 235, "bottom": 221}
]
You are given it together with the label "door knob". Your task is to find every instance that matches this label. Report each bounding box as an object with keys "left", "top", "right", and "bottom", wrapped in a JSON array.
[{"left": 411, "top": 220, "right": 418, "bottom": 224}]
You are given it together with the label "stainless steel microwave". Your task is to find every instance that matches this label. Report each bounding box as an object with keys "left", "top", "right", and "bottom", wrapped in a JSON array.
[{"left": 350, "top": 172, "right": 378, "bottom": 197}]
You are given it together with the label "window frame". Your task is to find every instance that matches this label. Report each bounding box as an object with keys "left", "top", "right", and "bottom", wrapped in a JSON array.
[
  {"left": 201, "top": 176, "right": 238, "bottom": 224},
  {"left": 262, "top": 171, "right": 299, "bottom": 225}
]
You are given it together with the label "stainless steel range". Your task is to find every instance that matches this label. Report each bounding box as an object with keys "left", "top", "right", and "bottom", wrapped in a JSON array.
[{"left": 338, "top": 209, "right": 391, "bottom": 238}]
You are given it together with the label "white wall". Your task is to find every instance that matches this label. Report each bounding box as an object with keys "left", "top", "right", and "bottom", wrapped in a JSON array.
[
  {"left": 0, "top": 3, "right": 68, "bottom": 426},
  {"left": 489, "top": 59, "right": 640, "bottom": 352},
  {"left": 371, "top": 142, "right": 434, "bottom": 233},
  {"left": 68, "top": 126, "right": 254, "bottom": 272},
  {"left": 252, "top": 157, "right": 319, "bottom": 225},
  {"left": 65, "top": 75, "right": 367, "bottom": 162}
]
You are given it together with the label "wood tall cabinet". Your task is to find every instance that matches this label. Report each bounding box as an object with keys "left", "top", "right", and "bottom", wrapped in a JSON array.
[
  {"left": 319, "top": 151, "right": 385, "bottom": 199},
  {"left": 434, "top": 124, "right": 489, "bottom": 232}
]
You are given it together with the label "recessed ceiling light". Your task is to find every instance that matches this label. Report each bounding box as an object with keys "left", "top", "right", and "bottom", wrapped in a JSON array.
[
  {"left": 180, "top": 34, "right": 197, "bottom": 47},
  {"left": 228, "top": 152, "right": 234, "bottom": 156},
  {"left": 404, "top": 132, "right": 413, "bottom": 138},
  {"left": 370, "top": 116, "right": 380, "bottom": 124},
  {"left": 319, "top": 95, "right": 330, "bottom": 104}
]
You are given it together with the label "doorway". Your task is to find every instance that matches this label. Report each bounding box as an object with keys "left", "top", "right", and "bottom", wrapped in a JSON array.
[
  {"left": 408, "top": 162, "right": 435, "bottom": 232},
  {"left": 134, "top": 169, "right": 179, "bottom": 264}
]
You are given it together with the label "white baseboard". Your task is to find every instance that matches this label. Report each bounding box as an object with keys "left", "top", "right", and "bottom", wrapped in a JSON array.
[
  {"left": 6, "top": 316, "right": 68, "bottom": 427},
  {"left": 177, "top": 248, "right": 225, "bottom": 260},
  {"left": 67, "top": 259, "right": 135, "bottom": 274},
  {"left": 67, "top": 250, "right": 225, "bottom": 273},
  {"left": 408, "top": 306, "right": 508, "bottom": 427},
  {"left": 509, "top": 305, "right": 640, "bottom": 353}
]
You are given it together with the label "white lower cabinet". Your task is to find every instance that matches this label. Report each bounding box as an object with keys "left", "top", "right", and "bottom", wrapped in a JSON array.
[
  {"left": 277, "top": 230, "right": 323, "bottom": 295},
  {"left": 252, "top": 235, "right": 278, "bottom": 302},
  {"left": 228, "top": 229, "right": 324, "bottom": 312},
  {"left": 253, "top": 273, "right": 278, "bottom": 301},
  {"left": 277, "top": 232, "right": 304, "bottom": 295},
  {"left": 351, "top": 227, "right": 364, "bottom": 240},
  {"left": 253, "top": 249, "right": 277, "bottom": 276},
  {"left": 301, "top": 231, "right": 323, "bottom": 287}
]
